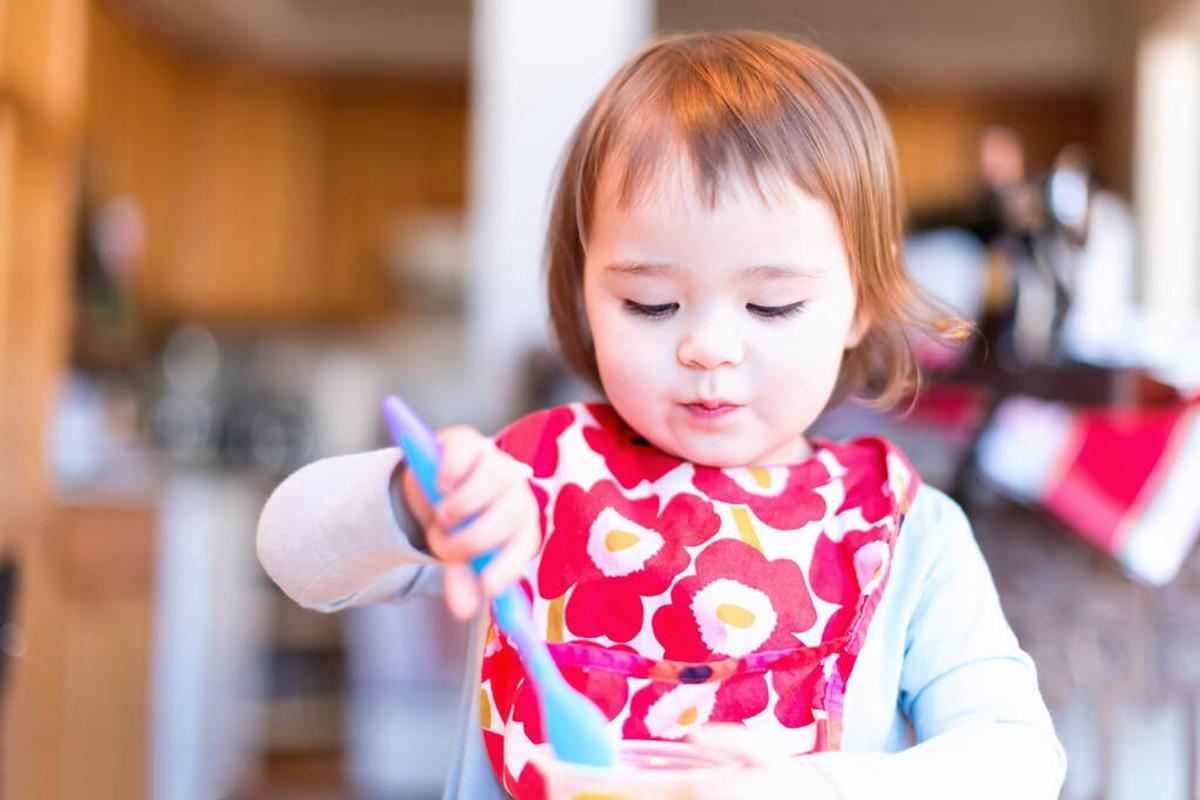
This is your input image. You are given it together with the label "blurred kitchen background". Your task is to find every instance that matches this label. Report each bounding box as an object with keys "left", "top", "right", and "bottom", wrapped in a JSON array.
[{"left": 2, "top": 0, "right": 1199, "bottom": 798}]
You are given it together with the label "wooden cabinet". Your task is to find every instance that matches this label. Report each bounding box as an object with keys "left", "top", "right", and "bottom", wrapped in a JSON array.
[
  {"left": 85, "top": 2, "right": 468, "bottom": 328},
  {"left": 0, "top": 0, "right": 87, "bottom": 135},
  {"left": 0, "top": 1, "right": 88, "bottom": 799},
  {"left": 0, "top": 0, "right": 86, "bottom": 531},
  {"left": 57, "top": 499, "right": 156, "bottom": 800},
  {"left": 164, "top": 67, "right": 329, "bottom": 322}
]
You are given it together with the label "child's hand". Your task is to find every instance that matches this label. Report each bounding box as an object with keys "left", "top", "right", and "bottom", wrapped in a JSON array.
[
  {"left": 689, "top": 724, "right": 843, "bottom": 800},
  {"left": 400, "top": 425, "right": 540, "bottom": 620}
]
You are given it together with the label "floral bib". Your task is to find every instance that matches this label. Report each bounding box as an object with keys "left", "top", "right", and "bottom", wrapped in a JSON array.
[{"left": 477, "top": 403, "right": 919, "bottom": 799}]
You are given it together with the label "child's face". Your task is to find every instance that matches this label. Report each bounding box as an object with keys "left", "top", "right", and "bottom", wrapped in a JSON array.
[{"left": 582, "top": 155, "right": 866, "bottom": 467}]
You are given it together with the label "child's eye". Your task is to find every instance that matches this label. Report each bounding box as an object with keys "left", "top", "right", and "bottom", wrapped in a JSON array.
[
  {"left": 624, "top": 300, "right": 678, "bottom": 318},
  {"left": 748, "top": 301, "right": 807, "bottom": 319}
]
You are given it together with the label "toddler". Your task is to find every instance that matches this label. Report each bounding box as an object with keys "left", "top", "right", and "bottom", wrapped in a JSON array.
[{"left": 258, "top": 31, "right": 1066, "bottom": 799}]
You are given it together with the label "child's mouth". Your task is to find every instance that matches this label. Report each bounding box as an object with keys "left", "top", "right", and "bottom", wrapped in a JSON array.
[{"left": 683, "top": 402, "right": 740, "bottom": 421}]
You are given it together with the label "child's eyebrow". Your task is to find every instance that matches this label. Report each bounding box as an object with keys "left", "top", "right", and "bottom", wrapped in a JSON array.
[
  {"left": 740, "top": 264, "right": 825, "bottom": 281},
  {"left": 602, "top": 261, "right": 823, "bottom": 280},
  {"left": 602, "top": 260, "right": 681, "bottom": 276}
]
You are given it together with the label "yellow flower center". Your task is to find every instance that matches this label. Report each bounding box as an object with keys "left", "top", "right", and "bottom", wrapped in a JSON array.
[
  {"left": 479, "top": 689, "right": 492, "bottom": 728},
  {"left": 716, "top": 603, "right": 756, "bottom": 629},
  {"left": 604, "top": 529, "right": 639, "bottom": 552},
  {"left": 749, "top": 467, "right": 772, "bottom": 490}
]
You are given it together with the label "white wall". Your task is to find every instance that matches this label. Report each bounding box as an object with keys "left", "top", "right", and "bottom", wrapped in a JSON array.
[
  {"left": 1136, "top": 1, "right": 1200, "bottom": 320},
  {"left": 464, "top": 0, "right": 653, "bottom": 431}
]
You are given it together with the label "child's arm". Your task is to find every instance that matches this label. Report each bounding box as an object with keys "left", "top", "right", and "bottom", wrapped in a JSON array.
[
  {"left": 256, "top": 447, "right": 441, "bottom": 612},
  {"left": 806, "top": 724, "right": 1064, "bottom": 799},
  {"left": 256, "top": 427, "right": 540, "bottom": 617},
  {"left": 804, "top": 489, "right": 1067, "bottom": 799}
]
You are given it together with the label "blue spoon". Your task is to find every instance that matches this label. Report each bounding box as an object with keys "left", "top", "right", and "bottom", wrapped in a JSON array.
[{"left": 382, "top": 395, "right": 617, "bottom": 767}]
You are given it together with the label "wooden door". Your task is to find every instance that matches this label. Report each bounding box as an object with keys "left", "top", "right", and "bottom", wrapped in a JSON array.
[{"left": 0, "top": 0, "right": 88, "bottom": 797}]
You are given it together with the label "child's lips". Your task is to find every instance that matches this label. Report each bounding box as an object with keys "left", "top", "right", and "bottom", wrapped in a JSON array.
[{"left": 682, "top": 401, "right": 741, "bottom": 421}]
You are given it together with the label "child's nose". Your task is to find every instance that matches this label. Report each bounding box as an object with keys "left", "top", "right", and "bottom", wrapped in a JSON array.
[{"left": 677, "top": 316, "right": 744, "bottom": 370}]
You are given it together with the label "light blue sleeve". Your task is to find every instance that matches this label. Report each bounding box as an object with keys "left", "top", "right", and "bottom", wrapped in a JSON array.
[
  {"left": 898, "top": 490, "right": 1057, "bottom": 738},
  {"left": 809, "top": 487, "right": 1067, "bottom": 799}
]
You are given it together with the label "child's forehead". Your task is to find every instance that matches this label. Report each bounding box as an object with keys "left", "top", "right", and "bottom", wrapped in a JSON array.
[
  {"left": 585, "top": 144, "right": 850, "bottom": 279},
  {"left": 594, "top": 139, "right": 810, "bottom": 215}
]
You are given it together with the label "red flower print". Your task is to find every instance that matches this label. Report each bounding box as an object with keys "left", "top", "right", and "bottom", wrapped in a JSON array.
[
  {"left": 530, "top": 483, "right": 549, "bottom": 544},
  {"left": 807, "top": 531, "right": 858, "bottom": 607},
  {"left": 821, "top": 605, "right": 858, "bottom": 642},
  {"left": 710, "top": 671, "right": 771, "bottom": 723},
  {"left": 481, "top": 627, "right": 523, "bottom": 723},
  {"left": 622, "top": 671, "right": 769, "bottom": 741},
  {"left": 623, "top": 680, "right": 720, "bottom": 740},
  {"left": 511, "top": 674, "right": 547, "bottom": 746},
  {"left": 692, "top": 461, "right": 828, "bottom": 530},
  {"left": 506, "top": 762, "right": 547, "bottom": 800},
  {"left": 622, "top": 681, "right": 672, "bottom": 739},
  {"left": 480, "top": 580, "right": 537, "bottom": 724},
  {"left": 770, "top": 658, "right": 825, "bottom": 729},
  {"left": 582, "top": 404, "right": 681, "bottom": 489},
  {"left": 560, "top": 648, "right": 633, "bottom": 724},
  {"left": 510, "top": 643, "right": 633, "bottom": 736},
  {"left": 827, "top": 438, "right": 913, "bottom": 524},
  {"left": 483, "top": 640, "right": 629, "bottom": 800},
  {"left": 652, "top": 538, "right": 817, "bottom": 662},
  {"left": 494, "top": 642, "right": 631, "bottom": 800},
  {"left": 481, "top": 729, "right": 506, "bottom": 792},
  {"left": 807, "top": 523, "right": 893, "bottom": 606},
  {"left": 496, "top": 406, "right": 576, "bottom": 479},
  {"left": 538, "top": 480, "right": 721, "bottom": 643}
]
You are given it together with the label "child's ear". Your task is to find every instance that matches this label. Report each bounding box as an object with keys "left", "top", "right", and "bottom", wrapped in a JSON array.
[{"left": 844, "top": 307, "right": 870, "bottom": 349}]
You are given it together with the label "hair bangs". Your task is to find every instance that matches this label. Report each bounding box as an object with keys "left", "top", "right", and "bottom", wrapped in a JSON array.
[{"left": 575, "top": 44, "right": 830, "bottom": 246}]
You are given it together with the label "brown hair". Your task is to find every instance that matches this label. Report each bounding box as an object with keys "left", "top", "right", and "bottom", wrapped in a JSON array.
[{"left": 546, "top": 30, "right": 969, "bottom": 408}]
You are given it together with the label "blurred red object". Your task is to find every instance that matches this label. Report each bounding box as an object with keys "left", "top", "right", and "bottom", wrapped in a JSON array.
[{"left": 978, "top": 393, "right": 1200, "bottom": 585}]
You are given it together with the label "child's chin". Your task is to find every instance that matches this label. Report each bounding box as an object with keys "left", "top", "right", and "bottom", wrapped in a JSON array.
[
  {"left": 681, "top": 435, "right": 810, "bottom": 469},
  {"left": 673, "top": 438, "right": 757, "bottom": 469}
]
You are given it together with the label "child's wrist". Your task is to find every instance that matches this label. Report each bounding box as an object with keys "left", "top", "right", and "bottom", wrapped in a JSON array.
[{"left": 389, "top": 461, "right": 430, "bottom": 553}]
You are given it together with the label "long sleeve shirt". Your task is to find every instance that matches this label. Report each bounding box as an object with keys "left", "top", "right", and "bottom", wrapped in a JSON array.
[{"left": 257, "top": 407, "right": 1066, "bottom": 799}]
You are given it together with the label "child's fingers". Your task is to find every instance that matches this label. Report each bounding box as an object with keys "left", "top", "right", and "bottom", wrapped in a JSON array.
[
  {"left": 478, "top": 520, "right": 540, "bottom": 597},
  {"left": 443, "top": 561, "right": 481, "bottom": 620},
  {"left": 436, "top": 426, "right": 488, "bottom": 492},
  {"left": 433, "top": 485, "right": 525, "bottom": 562},
  {"left": 400, "top": 467, "right": 437, "bottom": 530},
  {"left": 436, "top": 451, "right": 512, "bottom": 529},
  {"left": 688, "top": 726, "right": 841, "bottom": 800},
  {"left": 423, "top": 522, "right": 454, "bottom": 562}
]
